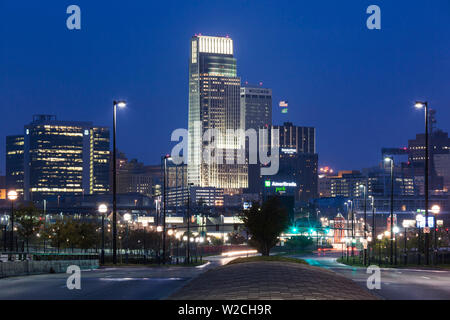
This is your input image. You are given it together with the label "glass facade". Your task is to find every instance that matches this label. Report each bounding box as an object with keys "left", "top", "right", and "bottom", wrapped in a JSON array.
[
  {"left": 5, "top": 135, "right": 25, "bottom": 195},
  {"left": 13, "top": 115, "right": 111, "bottom": 200},
  {"left": 188, "top": 35, "right": 247, "bottom": 192}
]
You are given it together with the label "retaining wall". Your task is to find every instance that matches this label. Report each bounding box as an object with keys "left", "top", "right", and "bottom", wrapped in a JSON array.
[{"left": 0, "top": 259, "right": 99, "bottom": 278}]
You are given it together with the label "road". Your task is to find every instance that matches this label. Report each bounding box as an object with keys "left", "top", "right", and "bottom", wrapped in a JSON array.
[
  {"left": 295, "top": 252, "right": 450, "bottom": 300},
  {"left": 0, "top": 255, "right": 239, "bottom": 300}
]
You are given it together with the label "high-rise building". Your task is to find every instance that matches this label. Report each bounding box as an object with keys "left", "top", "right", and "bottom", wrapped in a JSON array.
[
  {"left": 240, "top": 86, "right": 272, "bottom": 131},
  {"left": 408, "top": 129, "right": 449, "bottom": 192},
  {"left": 240, "top": 85, "right": 272, "bottom": 193},
  {"left": 6, "top": 135, "right": 25, "bottom": 195},
  {"left": 262, "top": 122, "right": 318, "bottom": 202},
  {"left": 188, "top": 35, "right": 247, "bottom": 192},
  {"left": 7, "top": 115, "right": 110, "bottom": 200}
]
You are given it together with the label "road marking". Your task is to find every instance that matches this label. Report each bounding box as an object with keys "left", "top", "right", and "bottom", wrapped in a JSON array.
[{"left": 421, "top": 276, "right": 431, "bottom": 280}]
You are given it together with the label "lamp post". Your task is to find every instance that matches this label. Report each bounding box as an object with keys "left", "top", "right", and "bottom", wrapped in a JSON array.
[
  {"left": 161, "top": 154, "right": 172, "bottom": 264},
  {"left": 98, "top": 204, "right": 108, "bottom": 265},
  {"left": 360, "top": 183, "right": 368, "bottom": 265},
  {"left": 186, "top": 182, "right": 194, "bottom": 264},
  {"left": 415, "top": 101, "right": 430, "bottom": 265},
  {"left": 384, "top": 156, "right": 395, "bottom": 265},
  {"left": 370, "top": 195, "right": 375, "bottom": 264},
  {"left": 432, "top": 205, "right": 440, "bottom": 265},
  {"left": 167, "top": 229, "right": 174, "bottom": 264},
  {"left": 7, "top": 190, "right": 18, "bottom": 254},
  {"left": 393, "top": 226, "right": 399, "bottom": 265},
  {"left": 112, "top": 100, "right": 126, "bottom": 264},
  {"left": 123, "top": 213, "right": 131, "bottom": 264},
  {"left": 347, "top": 200, "right": 355, "bottom": 258}
]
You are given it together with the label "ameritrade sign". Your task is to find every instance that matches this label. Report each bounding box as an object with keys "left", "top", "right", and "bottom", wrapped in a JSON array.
[{"left": 269, "top": 181, "right": 297, "bottom": 188}]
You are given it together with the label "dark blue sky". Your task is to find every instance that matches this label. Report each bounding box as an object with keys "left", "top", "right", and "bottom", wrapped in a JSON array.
[{"left": 1, "top": 0, "right": 449, "bottom": 173}]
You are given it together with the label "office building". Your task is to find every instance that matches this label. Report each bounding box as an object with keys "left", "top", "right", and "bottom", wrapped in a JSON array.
[
  {"left": 5, "top": 135, "right": 25, "bottom": 195},
  {"left": 262, "top": 122, "right": 318, "bottom": 202},
  {"left": 240, "top": 86, "right": 272, "bottom": 131},
  {"left": 7, "top": 115, "right": 110, "bottom": 200},
  {"left": 187, "top": 35, "right": 247, "bottom": 192}
]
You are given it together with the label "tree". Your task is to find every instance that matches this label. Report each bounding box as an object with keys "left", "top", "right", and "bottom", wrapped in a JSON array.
[
  {"left": 240, "top": 196, "right": 289, "bottom": 256},
  {"left": 15, "top": 203, "right": 43, "bottom": 252},
  {"left": 229, "top": 232, "right": 246, "bottom": 245},
  {"left": 285, "top": 236, "right": 314, "bottom": 253},
  {"left": 75, "top": 221, "right": 98, "bottom": 252}
]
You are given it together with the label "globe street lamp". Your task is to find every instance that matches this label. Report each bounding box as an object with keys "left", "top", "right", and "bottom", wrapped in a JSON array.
[
  {"left": 112, "top": 100, "right": 126, "bottom": 264},
  {"left": 123, "top": 213, "right": 132, "bottom": 264},
  {"left": 432, "top": 204, "right": 440, "bottom": 264},
  {"left": 7, "top": 190, "right": 18, "bottom": 254},
  {"left": 384, "top": 156, "right": 395, "bottom": 265},
  {"left": 98, "top": 204, "right": 108, "bottom": 265},
  {"left": 415, "top": 101, "right": 430, "bottom": 265}
]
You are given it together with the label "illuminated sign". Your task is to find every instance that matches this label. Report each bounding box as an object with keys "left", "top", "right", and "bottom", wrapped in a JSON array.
[
  {"left": 271, "top": 181, "right": 297, "bottom": 187},
  {"left": 416, "top": 214, "right": 434, "bottom": 228},
  {"left": 0, "top": 189, "right": 6, "bottom": 200},
  {"left": 279, "top": 101, "right": 288, "bottom": 107},
  {"left": 281, "top": 148, "right": 297, "bottom": 154},
  {"left": 265, "top": 181, "right": 297, "bottom": 188}
]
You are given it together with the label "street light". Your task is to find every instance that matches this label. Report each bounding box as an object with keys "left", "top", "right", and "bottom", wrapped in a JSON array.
[
  {"left": 7, "top": 190, "right": 18, "bottom": 254},
  {"left": 123, "top": 213, "right": 131, "bottom": 264},
  {"left": 415, "top": 101, "right": 430, "bottom": 265},
  {"left": 384, "top": 156, "right": 395, "bottom": 265},
  {"left": 98, "top": 203, "right": 108, "bottom": 265},
  {"left": 432, "top": 205, "right": 440, "bottom": 264},
  {"left": 161, "top": 154, "right": 172, "bottom": 264},
  {"left": 112, "top": 100, "right": 127, "bottom": 264},
  {"left": 360, "top": 183, "right": 368, "bottom": 265}
]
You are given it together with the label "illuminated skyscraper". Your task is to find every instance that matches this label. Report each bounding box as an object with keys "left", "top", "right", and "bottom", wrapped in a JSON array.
[
  {"left": 12, "top": 115, "right": 111, "bottom": 200},
  {"left": 188, "top": 35, "right": 247, "bottom": 192}
]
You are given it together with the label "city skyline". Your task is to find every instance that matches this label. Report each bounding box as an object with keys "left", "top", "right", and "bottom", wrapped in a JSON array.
[{"left": 1, "top": 1, "right": 450, "bottom": 173}]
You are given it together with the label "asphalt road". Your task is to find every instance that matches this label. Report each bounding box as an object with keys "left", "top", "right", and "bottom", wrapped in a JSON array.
[
  {"left": 296, "top": 252, "right": 450, "bottom": 300},
  {"left": 0, "top": 255, "right": 238, "bottom": 300}
]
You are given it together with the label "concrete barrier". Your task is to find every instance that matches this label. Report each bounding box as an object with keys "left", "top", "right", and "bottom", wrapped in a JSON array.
[{"left": 0, "top": 260, "right": 99, "bottom": 278}]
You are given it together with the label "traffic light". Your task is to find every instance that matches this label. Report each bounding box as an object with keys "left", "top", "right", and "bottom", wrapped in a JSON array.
[
  {"left": 308, "top": 228, "right": 315, "bottom": 234},
  {"left": 324, "top": 227, "right": 331, "bottom": 235},
  {"left": 216, "top": 224, "right": 220, "bottom": 231},
  {"left": 291, "top": 227, "right": 298, "bottom": 234}
]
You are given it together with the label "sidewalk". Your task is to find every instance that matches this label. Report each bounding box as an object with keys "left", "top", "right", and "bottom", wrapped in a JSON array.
[{"left": 169, "top": 261, "right": 379, "bottom": 300}]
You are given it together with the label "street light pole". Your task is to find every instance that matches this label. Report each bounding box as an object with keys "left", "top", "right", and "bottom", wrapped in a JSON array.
[
  {"left": 362, "top": 183, "right": 368, "bottom": 265},
  {"left": 370, "top": 196, "right": 376, "bottom": 263},
  {"left": 7, "top": 190, "right": 18, "bottom": 254},
  {"left": 112, "top": 100, "right": 126, "bottom": 264},
  {"left": 186, "top": 183, "right": 193, "bottom": 264},
  {"left": 98, "top": 204, "right": 108, "bottom": 265},
  {"left": 415, "top": 101, "right": 430, "bottom": 265},
  {"left": 385, "top": 156, "right": 394, "bottom": 265},
  {"left": 162, "top": 155, "right": 171, "bottom": 264}
]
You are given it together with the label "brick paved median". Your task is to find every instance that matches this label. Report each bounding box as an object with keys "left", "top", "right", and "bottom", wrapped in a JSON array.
[{"left": 169, "top": 261, "right": 378, "bottom": 300}]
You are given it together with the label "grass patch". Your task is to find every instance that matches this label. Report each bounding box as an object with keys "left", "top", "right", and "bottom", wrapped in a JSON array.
[{"left": 227, "top": 255, "right": 308, "bottom": 266}]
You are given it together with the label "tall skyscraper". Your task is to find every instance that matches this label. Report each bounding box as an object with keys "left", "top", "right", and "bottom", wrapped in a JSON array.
[
  {"left": 240, "top": 86, "right": 272, "bottom": 131},
  {"left": 240, "top": 85, "right": 272, "bottom": 193},
  {"left": 7, "top": 115, "right": 110, "bottom": 200},
  {"left": 188, "top": 35, "right": 247, "bottom": 192}
]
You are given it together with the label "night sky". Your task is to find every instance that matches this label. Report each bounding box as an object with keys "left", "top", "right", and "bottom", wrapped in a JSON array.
[{"left": 1, "top": 0, "right": 449, "bottom": 174}]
